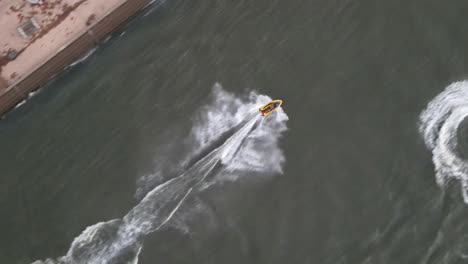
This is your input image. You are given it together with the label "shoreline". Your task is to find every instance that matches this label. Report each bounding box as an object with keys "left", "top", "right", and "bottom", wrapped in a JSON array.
[{"left": 0, "top": 0, "right": 154, "bottom": 118}]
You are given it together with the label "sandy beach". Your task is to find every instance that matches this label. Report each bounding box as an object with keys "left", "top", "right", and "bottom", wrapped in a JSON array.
[{"left": 0, "top": 0, "right": 128, "bottom": 91}]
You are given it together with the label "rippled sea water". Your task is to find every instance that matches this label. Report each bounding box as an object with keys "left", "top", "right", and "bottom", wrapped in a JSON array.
[{"left": 3, "top": 0, "right": 468, "bottom": 263}]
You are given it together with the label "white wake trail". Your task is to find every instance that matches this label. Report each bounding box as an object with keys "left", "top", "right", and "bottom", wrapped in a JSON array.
[
  {"left": 32, "top": 84, "right": 287, "bottom": 264},
  {"left": 420, "top": 81, "right": 468, "bottom": 203}
]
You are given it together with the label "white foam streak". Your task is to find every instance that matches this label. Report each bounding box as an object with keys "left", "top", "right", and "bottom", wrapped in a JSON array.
[
  {"left": 32, "top": 83, "right": 288, "bottom": 264},
  {"left": 192, "top": 83, "right": 288, "bottom": 175},
  {"left": 419, "top": 81, "right": 468, "bottom": 203},
  {"left": 68, "top": 48, "right": 97, "bottom": 68}
]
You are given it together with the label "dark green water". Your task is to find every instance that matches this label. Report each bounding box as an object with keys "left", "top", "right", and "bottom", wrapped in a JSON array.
[{"left": 3, "top": 0, "right": 468, "bottom": 263}]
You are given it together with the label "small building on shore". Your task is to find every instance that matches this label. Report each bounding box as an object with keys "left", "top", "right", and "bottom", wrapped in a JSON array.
[
  {"left": 26, "top": 0, "right": 43, "bottom": 4},
  {"left": 17, "top": 17, "right": 41, "bottom": 38}
]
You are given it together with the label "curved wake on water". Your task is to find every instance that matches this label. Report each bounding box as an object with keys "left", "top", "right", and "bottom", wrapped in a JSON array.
[
  {"left": 190, "top": 84, "right": 288, "bottom": 175},
  {"left": 420, "top": 81, "right": 468, "bottom": 204},
  {"left": 32, "top": 84, "right": 288, "bottom": 264}
]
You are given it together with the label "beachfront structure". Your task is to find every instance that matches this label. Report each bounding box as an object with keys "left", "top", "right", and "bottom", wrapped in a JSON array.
[{"left": 17, "top": 17, "right": 41, "bottom": 38}]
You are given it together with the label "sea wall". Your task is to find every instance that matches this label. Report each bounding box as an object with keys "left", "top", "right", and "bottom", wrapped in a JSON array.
[{"left": 0, "top": 0, "right": 153, "bottom": 117}]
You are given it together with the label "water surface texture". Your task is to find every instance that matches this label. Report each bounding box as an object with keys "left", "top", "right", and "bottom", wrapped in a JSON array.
[{"left": 3, "top": 0, "right": 468, "bottom": 263}]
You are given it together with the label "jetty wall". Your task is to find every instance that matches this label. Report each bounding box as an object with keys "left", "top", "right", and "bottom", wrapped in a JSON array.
[{"left": 0, "top": 0, "right": 153, "bottom": 117}]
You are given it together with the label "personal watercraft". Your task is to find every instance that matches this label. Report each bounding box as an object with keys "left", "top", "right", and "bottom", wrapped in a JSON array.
[{"left": 259, "top": 99, "right": 282, "bottom": 116}]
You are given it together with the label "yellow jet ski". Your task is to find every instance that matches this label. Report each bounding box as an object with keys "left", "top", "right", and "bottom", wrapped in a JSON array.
[{"left": 259, "top": 99, "right": 283, "bottom": 116}]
